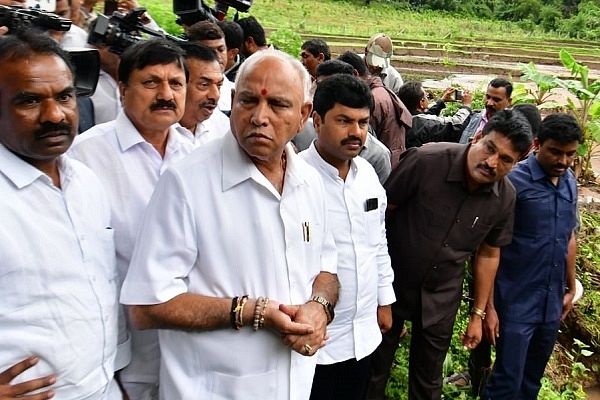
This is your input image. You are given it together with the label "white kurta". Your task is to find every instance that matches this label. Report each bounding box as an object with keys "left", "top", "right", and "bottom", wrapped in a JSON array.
[
  {"left": 121, "top": 132, "right": 337, "bottom": 400},
  {"left": 300, "top": 144, "right": 395, "bottom": 364},
  {"left": 0, "top": 145, "right": 118, "bottom": 399}
]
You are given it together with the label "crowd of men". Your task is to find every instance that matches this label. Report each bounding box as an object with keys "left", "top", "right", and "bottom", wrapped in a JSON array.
[{"left": 0, "top": 0, "right": 584, "bottom": 399}]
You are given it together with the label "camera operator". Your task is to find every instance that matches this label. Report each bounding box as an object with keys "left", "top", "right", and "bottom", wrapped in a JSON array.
[
  {"left": 49, "top": 0, "right": 87, "bottom": 47},
  {"left": 87, "top": 18, "right": 122, "bottom": 124}
]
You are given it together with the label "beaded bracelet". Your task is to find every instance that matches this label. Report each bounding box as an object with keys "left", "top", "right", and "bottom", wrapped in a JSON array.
[
  {"left": 259, "top": 297, "right": 270, "bottom": 329},
  {"left": 253, "top": 297, "right": 265, "bottom": 331}
]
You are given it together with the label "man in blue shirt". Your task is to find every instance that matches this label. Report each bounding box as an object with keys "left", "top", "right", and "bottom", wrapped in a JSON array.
[{"left": 481, "top": 113, "right": 582, "bottom": 400}]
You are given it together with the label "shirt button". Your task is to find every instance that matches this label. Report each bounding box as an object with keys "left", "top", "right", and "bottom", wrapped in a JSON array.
[
  {"left": 432, "top": 265, "right": 438, "bottom": 269},
  {"left": 443, "top": 242, "right": 448, "bottom": 247},
  {"left": 455, "top": 219, "right": 460, "bottom": 224}
]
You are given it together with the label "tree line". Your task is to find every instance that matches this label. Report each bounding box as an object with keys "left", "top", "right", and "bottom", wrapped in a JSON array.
[{"left": 381, "top": 0, "right": 600, "bottom": 40}]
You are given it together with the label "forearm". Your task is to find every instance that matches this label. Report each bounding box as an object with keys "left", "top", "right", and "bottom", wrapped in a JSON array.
[
  {"left": 472, "top": 243, "right": 501, "bottom": 312},
  {"left": 129, "top": 293, "right": 232, "bottom": 331},
  {"left": 311, "top": 271, "right": 339, "bottom": 307}
]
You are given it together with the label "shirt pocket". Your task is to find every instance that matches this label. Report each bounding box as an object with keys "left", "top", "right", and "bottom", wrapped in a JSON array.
[
  {"left": 208, "top": 369, "right": 276, "bottom": 400},
  {"left": 365, "top": 209, "right": 383, "bottom": 246}
]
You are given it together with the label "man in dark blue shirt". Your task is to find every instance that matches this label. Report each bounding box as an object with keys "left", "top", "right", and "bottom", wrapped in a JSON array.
[{"left": 481, "top": 113, "right": 582, "bottom": 400}]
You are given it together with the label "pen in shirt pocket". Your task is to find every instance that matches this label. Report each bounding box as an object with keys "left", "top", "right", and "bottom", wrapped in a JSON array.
[{"left": 471, "top": 217, "right": 479, "bottom": 228}]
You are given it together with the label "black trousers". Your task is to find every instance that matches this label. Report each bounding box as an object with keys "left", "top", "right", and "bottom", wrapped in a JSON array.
[
  {"left": 363, "top": 303, "right": 456, "bottom": 400},
  {"left": 310, "top": 356, "right": 372, "bottom": 400}
]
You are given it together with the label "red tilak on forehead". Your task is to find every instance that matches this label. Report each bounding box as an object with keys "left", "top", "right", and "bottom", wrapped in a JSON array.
[{"left": 261, "top": 88, "right": 267, "bottom": 95}]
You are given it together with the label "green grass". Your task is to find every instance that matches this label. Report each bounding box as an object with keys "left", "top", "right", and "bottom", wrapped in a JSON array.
[{"left": 145, "top": 0, "right": 557, "bottom": 41}]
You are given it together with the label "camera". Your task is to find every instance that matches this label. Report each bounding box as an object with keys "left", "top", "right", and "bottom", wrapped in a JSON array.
[
  {"left": 0, "top": 5, "right": 70, "bottom": 34},
  {"left": 173, "top": 0, "right": 253, "bottom": 26},
  {"left": 0, "top": 5, "right": 98, "bottom": 97},
  {"left": 454, "top": 90, "right": 462, "bottom": 101},
  {"left": 88, "top": 8, "right": 184, "bottom": 56}
]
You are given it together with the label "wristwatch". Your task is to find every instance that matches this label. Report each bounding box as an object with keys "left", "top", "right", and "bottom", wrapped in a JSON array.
[{"left": 309, "top": 295, "right": 335, "bottom": 325}]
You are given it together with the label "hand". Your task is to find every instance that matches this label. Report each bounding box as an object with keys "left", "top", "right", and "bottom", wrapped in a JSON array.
[
  {"left": 0, "top": 356, "right": 56, "bottom": 400},
  {"left": 0, "top": 26, "right": 7, "bottom": 36},
  {"left": 441, "top": 87, "right": 455, "bottom": 102},
  {"left": 483, "top": 308, "right": 499, "bottom": 346},
  {"left": 460, "top": 90, "right": 473, "bottom": 107},
  {"left": 561, "top": 291, "right": 575, "bottom": 321},
  {"left": 279, "top": 302, "right": 328, "bottom": 357},
  {"left": 460, "top": 315, "right": 483, "bottom": 350},
  {"left": 377, "top": 305, "right": 392, "bottom": 334}
]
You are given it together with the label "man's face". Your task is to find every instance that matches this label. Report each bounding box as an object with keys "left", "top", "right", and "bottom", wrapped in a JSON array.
[
  {"left": 484, "top": 85, "right": 511, "bottom": 118},
  {"left": 300, "top": 49, "right": 321, "bottom": 78},
  {"left": 197, "top": 38, "right": 228, "bottom": 72},
  {"left": 230, "top": 56, "right": 311, "bottom": 164},
  {"left": 465, "top": 130, "right": 520, "bottom": 188},
  {"left": 119, "top": 62, "right": 186, "bottom": 135},
  {"left": 0, "top": 54, "right": 78, "bottom": 169},
  {"left": 535, "top": 138, "right": 579, "bottom": 178},
  {"left": 181, "top": 58, "right": 223, "bottom": 126},
  {"left": 313, "top": 103, "right": 369, "bottom": 166},
  {"left": 53, "top": 0, "right": 71, "bottom": 19}
]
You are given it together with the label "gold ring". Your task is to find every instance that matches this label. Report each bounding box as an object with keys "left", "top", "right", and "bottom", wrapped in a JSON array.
[{"left": 304, "top": 344, "right": 312, "bottom": 354}]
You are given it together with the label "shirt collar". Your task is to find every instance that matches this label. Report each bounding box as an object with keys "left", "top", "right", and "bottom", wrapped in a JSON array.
[
  {"left": 306, "top": 140, "right": 357, "bottom": 180},
  {"left": 222, "top": 133, "right": 309, "bottom": 193},
  {"left": 116, "top": 110, "right": 188, "bottom": 154},
  {"left": 0, "top": 143, "right": 71, "bottom": 189},
  {"left": 446, "top": 144, "right": 500, "bottom": 196}
]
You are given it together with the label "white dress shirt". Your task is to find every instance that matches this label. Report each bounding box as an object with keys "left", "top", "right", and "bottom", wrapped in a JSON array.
[
  {"left": 91, "top": 70, "right": 121, "bottom": 124},
  {"left": 69, "top": 110, "right": 193, "bottom": 390},
  {"left": 121, "top": 132, "right": 338, "bottom": 400},
  {"left": 175, "top": 109, "right": 230, "bottom": 149},
  {"left": 0, "top": 145, "right": 119, "bottom": 399},
  {"left": 300, "top": 143, "right": 395, "bottom": 364},
  {"left": 218, "top": 74, "right": 235, "bottom": 111}
]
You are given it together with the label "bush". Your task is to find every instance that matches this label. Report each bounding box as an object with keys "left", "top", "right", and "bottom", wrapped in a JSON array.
[{"left": 268, "top": 28, "right": 303, "bottom": 58}]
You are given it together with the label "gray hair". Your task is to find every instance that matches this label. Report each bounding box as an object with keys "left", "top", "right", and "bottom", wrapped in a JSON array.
[{"left": 235, "top": 49, "right": 312, "bottom": 103}]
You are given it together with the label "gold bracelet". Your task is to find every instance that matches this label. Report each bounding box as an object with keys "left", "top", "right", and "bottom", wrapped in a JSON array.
[{"left": 471, "top": 307, "right": 486, "bottom": 320}]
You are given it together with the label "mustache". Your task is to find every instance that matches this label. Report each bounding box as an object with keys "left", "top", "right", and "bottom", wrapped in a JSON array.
[
  {"left": 199, "top": 99, "right": 217, "bottom": 108},
  {"left": 150, "top": 100, "right": 177, "bottom": 111},
  {"left": 477, "top": 163, "right": 496, "bottom": 178},
  {"left": 340, "top": 136, "right": 363, "bottom": 146},
  {"left": 34, "top": 122, "right": 73, "bottom": 138}
]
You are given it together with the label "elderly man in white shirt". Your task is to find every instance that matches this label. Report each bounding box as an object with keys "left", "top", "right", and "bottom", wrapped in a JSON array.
[
  {"left": 120, "top": 49, "right": 340, "bottom": 400},
  {"left": 0, "top": 31, "right": 121, "bottom": 399},
  {"left": 176, "top": 42, "right": 230, "bottom": 148},
  {"left": 69, "top": 38, "right": 191, "bottom": 400},
  {"left": 300, "top": 74, "right": 395, "bottom": 400}
]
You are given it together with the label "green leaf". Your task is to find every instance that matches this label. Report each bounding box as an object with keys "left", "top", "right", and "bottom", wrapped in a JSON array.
[{"left": 581, "top": 349, "right": 594, "bottom": 357}]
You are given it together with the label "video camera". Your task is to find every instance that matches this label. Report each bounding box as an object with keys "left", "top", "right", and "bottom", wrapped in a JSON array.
[
  {"left": 0, "top": 5, "right": 70, "bottom": 34},
  {"left": 173, "top": 0, "right": 252, "bottom": 26},
  {"left": 88, "top": 7, "right": 185, "bottom": 56},
  {"left": 0, "top": 5, "right": 98, "bottom": 97}
]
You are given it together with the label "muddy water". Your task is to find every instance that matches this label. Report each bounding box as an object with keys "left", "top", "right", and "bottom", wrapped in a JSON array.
[{"left": 586, "top": 385, "right": 600, "bottom": 399}]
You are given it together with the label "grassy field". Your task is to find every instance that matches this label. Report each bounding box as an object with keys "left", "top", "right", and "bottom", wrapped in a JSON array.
[{"left": 144, "top": 0, "right": 567, "bottom": 41}]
